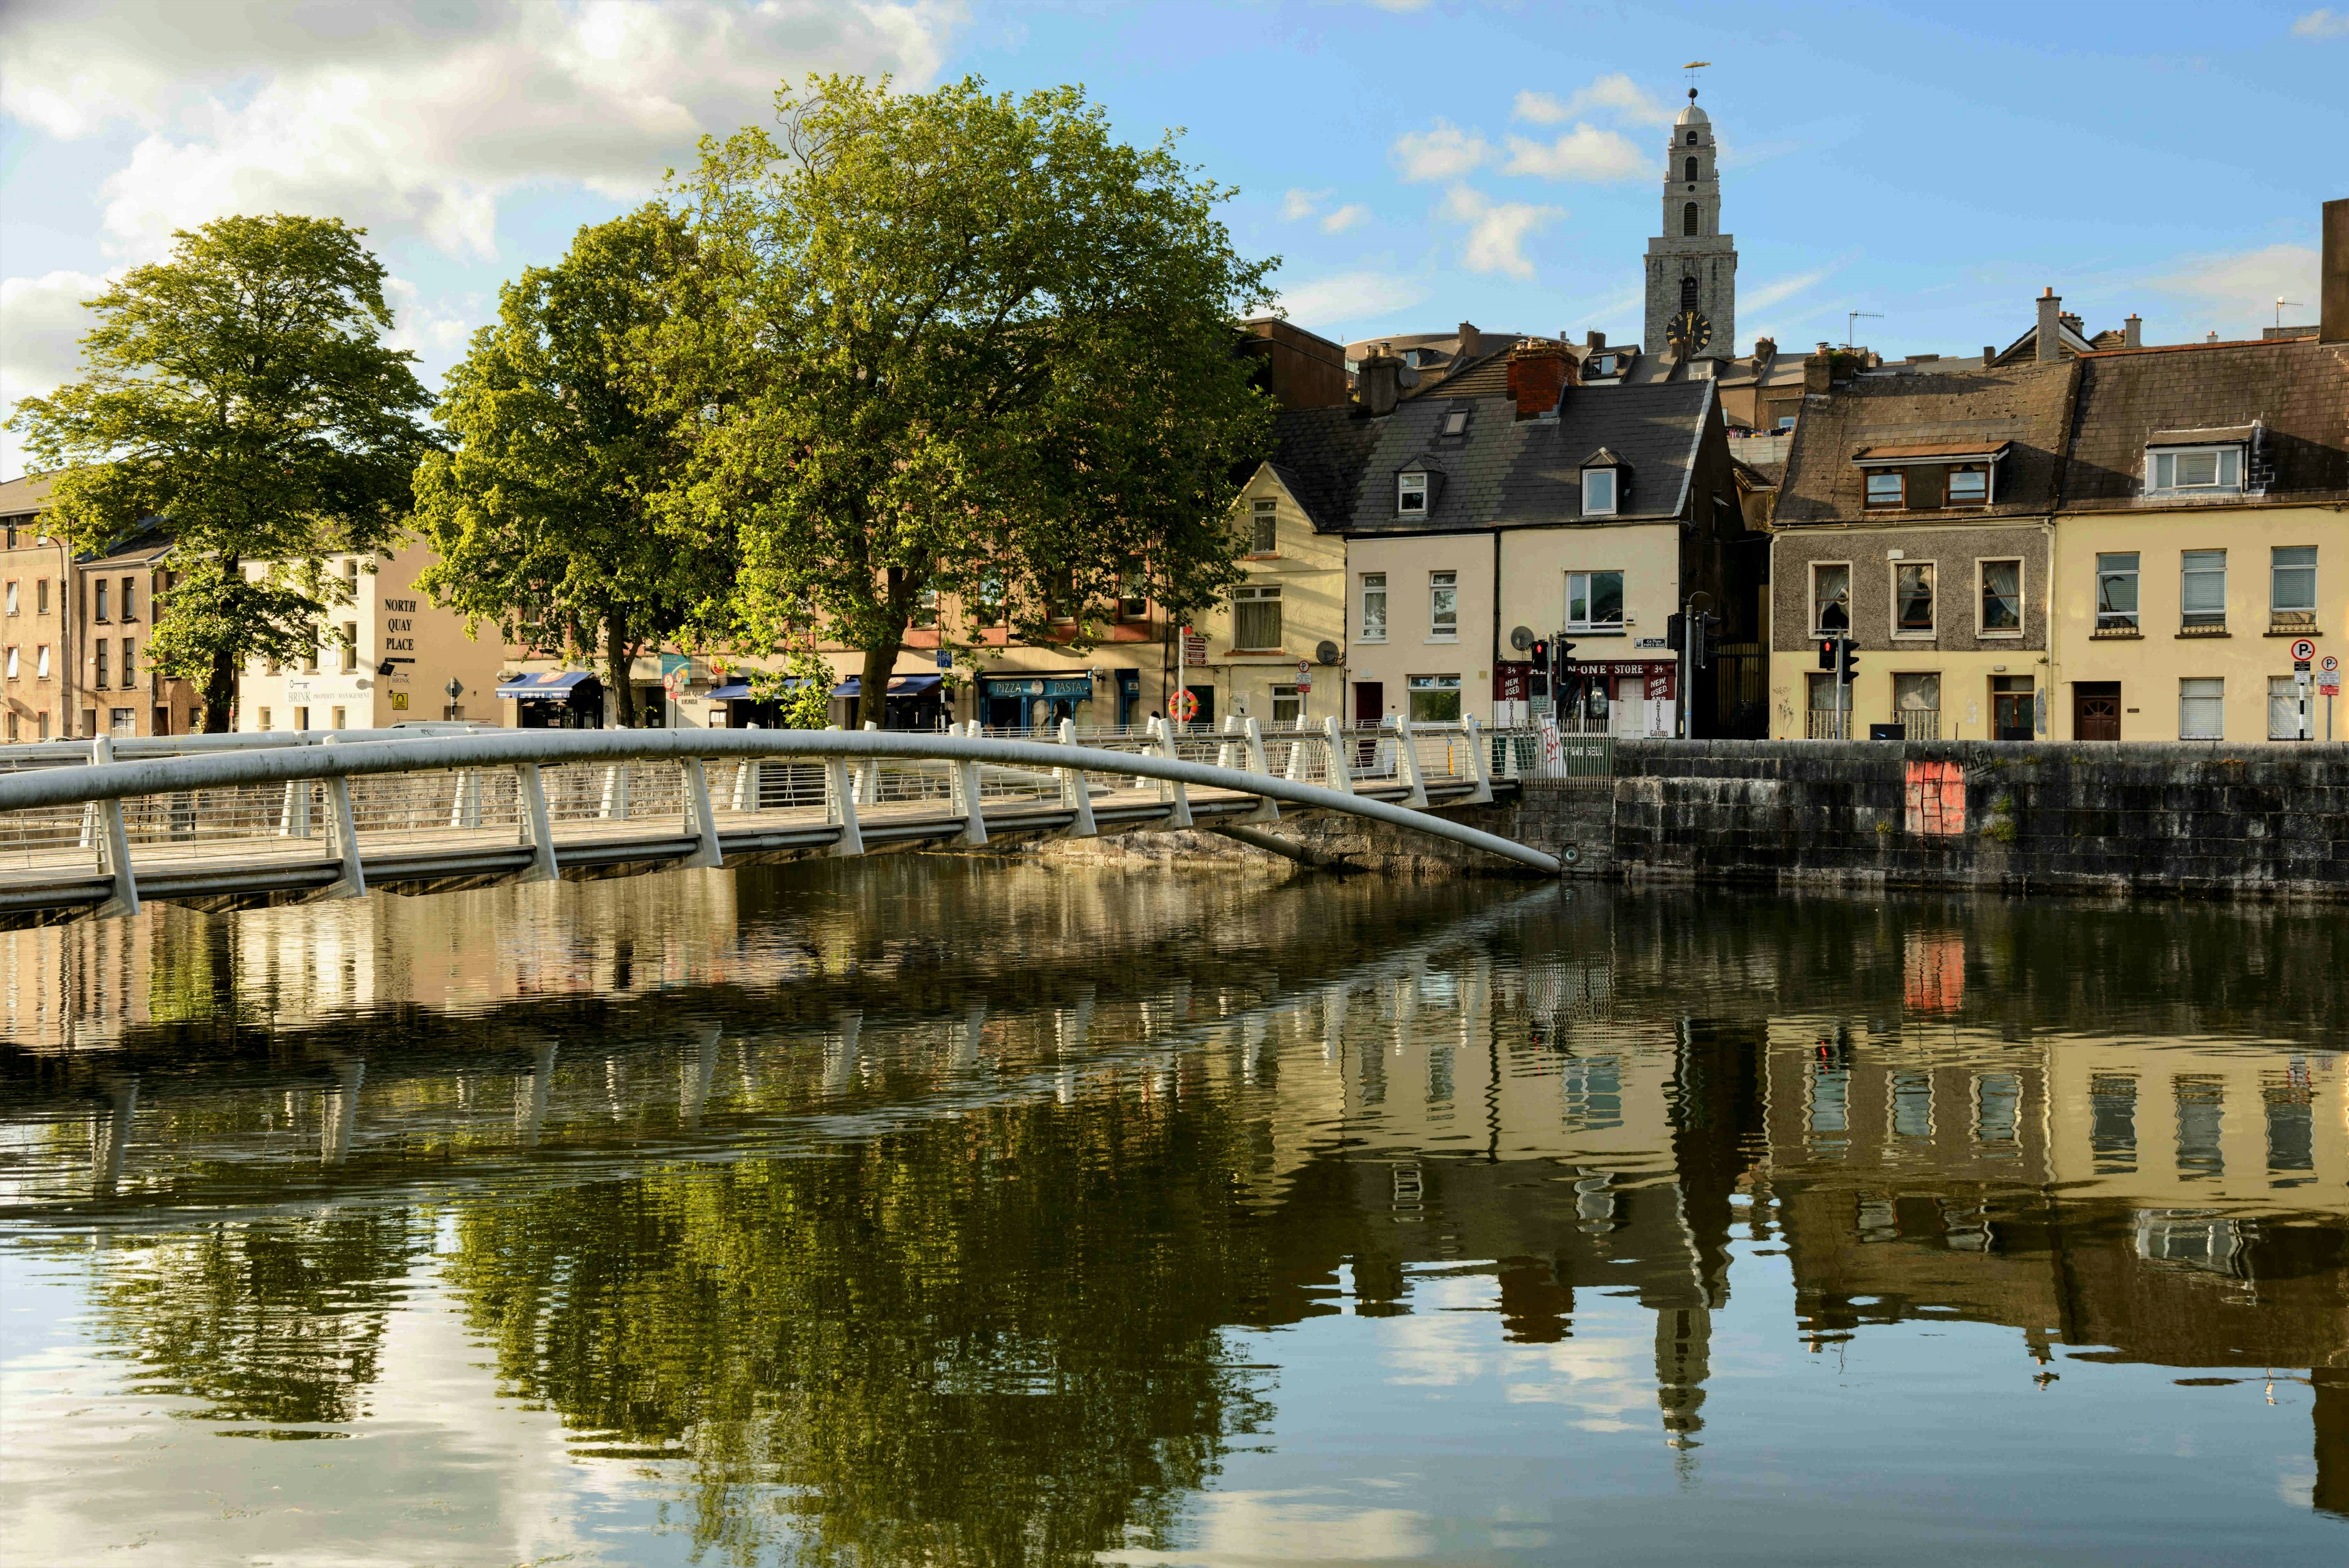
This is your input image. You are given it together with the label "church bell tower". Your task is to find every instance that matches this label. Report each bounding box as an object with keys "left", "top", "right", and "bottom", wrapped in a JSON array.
[{"left": 1644, "top": 86, "right": 1737, "bottom": 363}]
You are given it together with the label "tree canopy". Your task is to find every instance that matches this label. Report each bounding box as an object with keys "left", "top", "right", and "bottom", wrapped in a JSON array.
[
  {"left": 646, "top": 75, "right": 1279, "bottom": 726},
  {"left": 412, "top": 206, "right": 727, "bottom": 727},
  {"left": 6, "top": 214, "right": 434, "bottom": 730}
]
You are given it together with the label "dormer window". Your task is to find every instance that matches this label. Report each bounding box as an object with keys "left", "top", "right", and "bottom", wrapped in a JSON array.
[
  {"left": 1946, "top": 465, "right": 1989, "bottom": 505},
  {"left": 2149, "top": 447, "right": 2241, "bottom": 493},
  {"left": 1865, "top": 470, "right": 1906, "bottom": 508},
  {"left": 1579, "top": 448, "right": 1628, "bottom": 516},
  {"left": 1398, "top": 471, "right": 1428, "bottom": 515}
]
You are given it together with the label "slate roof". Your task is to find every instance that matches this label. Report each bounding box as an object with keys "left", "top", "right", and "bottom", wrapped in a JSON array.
[
  {"left": 2060, "top": 338, "right": 2349, "bottom": 510},
  {"left": 1403, "top": 343, "right": 1515, "bottom": 400},
  {"left": 1266, "top": 380, "right": 1715, "bottom": 535},
  {"left": 1774, "top": 360, "right": 2078, "bottom": 525}
]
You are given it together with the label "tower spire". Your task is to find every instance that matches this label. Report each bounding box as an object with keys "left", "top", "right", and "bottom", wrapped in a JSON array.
[{"left": 1644, "top": 68, "right": 1736, "bottom": 362}]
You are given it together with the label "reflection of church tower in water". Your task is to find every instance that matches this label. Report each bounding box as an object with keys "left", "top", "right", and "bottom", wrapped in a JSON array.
[{"left": 1644, "top": 84, "right": 1737, "bottom": 363}]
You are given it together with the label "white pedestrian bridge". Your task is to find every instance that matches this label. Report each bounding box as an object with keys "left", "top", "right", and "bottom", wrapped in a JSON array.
[{"left": 0, "top": 716, "right": 1562, "bottom": 922}]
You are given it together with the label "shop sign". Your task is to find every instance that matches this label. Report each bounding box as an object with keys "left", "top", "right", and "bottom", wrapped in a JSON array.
[{"left": 1494, "top": 661, "right": 1532, "bottom": 700}]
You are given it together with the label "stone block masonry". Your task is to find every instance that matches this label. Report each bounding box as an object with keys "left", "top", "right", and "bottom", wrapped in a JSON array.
[{"left": 1566, "top": 740, "right": 2349, "bottom": 900}]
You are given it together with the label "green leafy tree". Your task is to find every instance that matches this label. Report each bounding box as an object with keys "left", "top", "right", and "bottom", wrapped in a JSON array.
[
  {"left": 413, "top": 206, "right": 727, "bottom": 727},
  {"left": 648, "top": 75, "right": 1278, "bottom": 728},
  {"left": 6, "top": 215, "right": 434, "bottom": 730}
]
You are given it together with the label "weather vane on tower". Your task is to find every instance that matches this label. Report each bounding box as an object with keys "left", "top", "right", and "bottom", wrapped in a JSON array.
[{"left": 1683, "top": 60, "right": 1709, "bottom": 102}]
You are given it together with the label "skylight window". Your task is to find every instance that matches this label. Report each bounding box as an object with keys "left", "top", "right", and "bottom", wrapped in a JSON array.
[{"left": 1441, "top": 409, "right": 1469, "bottom": 437}]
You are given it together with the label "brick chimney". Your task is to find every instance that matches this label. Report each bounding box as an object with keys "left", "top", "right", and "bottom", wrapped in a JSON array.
[
  {"left": 1803, "top": 343, "right": 1834, "bottom": 393},
  {"left": 2123, "top": 313, "right": 2142, "bottom": 349},
  {"left": 1754, "top": 336, "right": 1777, "bottom": 362},
  {"left": 1356, "top": 343, "right": 1404, "bottom": 416},
  {"left": 1506, "top": 340, "right": 1573, "bottom": 419},
  {"left": 2036, "top": 288, "right": 2063, "bottom": 363},
  {"left": 2323, "top": 198, "right": 2348, "bottom": 344}
]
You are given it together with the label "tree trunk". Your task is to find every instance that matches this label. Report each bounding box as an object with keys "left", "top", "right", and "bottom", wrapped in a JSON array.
[
  {"left": 204, "top": 644, "right": 236, "bottom": 733},
  {"left": 857, "top": 636, "right": 902, "bottom": 730},
  {"left": 604, "top": 605, "right": 637, "bottom": 727}
]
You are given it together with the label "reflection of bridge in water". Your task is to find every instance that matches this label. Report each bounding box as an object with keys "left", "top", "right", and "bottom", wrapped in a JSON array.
[
  {"left": 5, "top": 875, "right": 2342, "bottom": 1517},
  {"left": 0, "top": 719, "right": 1559, "bottom": 923}
]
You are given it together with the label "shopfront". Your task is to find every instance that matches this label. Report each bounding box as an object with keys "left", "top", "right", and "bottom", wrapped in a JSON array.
[
  {"left": 1560, "top": 658, "right": 1677, "bottom": 737},
  {"left": 497, "top": 670, "right": 605, "bottom": 729},
  {"left": 978, "top": 672, "right": 1093, "bottom": 732},
  {"left": 834, "top": 672, "right": 949, "bottom": 731}
]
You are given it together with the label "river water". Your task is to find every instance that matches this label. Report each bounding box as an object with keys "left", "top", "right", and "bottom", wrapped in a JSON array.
[{"left": 1, "top": 862, "right": 2343, "bottom": 1566}]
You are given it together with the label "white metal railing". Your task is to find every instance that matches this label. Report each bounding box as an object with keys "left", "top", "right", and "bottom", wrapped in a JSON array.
[{"left": 0, "top": 724, "right": 1559, "bottom": 915}]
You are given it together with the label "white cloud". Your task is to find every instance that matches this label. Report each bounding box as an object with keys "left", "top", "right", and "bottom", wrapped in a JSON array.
[
  {"left": 1, "top": 270, "right": 116, "bottom": 476},
  {"left": 0, "top": 1, "right": 967, "bottom": 261},
  {"left": 2290, "top": 9, "right": 2349, "bottom": 37},
  {"left": 1390, "top": 118, "right": 1490, "bottom": 182},
  {"left": 1272, "top": 269, "right": 1431, "bottom": 334},
  {"left": 1513, "top": 73, "right": 1671, "bottom": 128},
  {"left": 1321, "top": 203, "right": 1371, "bottom": 234},
  {"left": 1440, "top": 187, "right": 1561, "bottom": 281},
  {"left": 1744, "top": 262, "right": 1842, "bottom": 313},
  {"left": 2147, "top": 243, "right": 2321, "bottom": 333},
  {"left": 1501, "top": 125, "right": 1646, "bottom": 182},
  {"left": 1282, "top": 187, "right": 1331, "bottom": 221}
]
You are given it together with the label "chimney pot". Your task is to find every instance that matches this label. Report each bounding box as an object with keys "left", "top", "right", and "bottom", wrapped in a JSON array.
[
  {"left": 1585, "top": 329, "right": 1606, "bottom": 352},
  {"left": 2036, "top": 289, "right": 2063, "bottom": 363}
]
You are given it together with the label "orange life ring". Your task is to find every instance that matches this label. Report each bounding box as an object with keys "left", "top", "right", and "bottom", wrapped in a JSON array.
[{"left": 1169, "top": 688, "right": 1200, "bottom": 723}]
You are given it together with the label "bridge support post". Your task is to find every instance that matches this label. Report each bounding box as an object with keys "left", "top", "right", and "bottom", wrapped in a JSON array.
[
  {"left": 89, "top": 735, "right": 141, "bottom": 919},
  {"left": 824, "top": 754, "right": 864, "bottom": 856},
  {"left": 1321, "top": 715, "right": 1353, "bottom": 793},
  {"left": 1240, "top": 718, "right": 1279, "bottom": 823},
  {"left": 514, "top": 763, "right": 559, "bottom": 882},
  {"left": 731, "top": 755, "right": 760, "bottom": 812},
  {"left": 951, "top": 753, "right": 988, "bottom": 846},
  {"left": 679, "top": 757, "right": 723, "bottom": 868},
  {"left": 1216, "top": 715, "right": 1241, "bottom": 772},
  {"left": 596, "top": 763, "right": 629, "bottom": 822},
  {"left": 1055, "top": 718, "right": 1097, "bottom": 837},
  {"left": 857, "top": 721, "right": 880, "bottom": 807},
  {"left": 451, "top": 769, "right": 484, "bottom": 829},
  {"left": 1460, "top": 716, "right": 1493, "bottom": 804},
  {"left": 1393, "top": 716, "right": 1430, "bottom": 808},
  {"left": 319, "top": 741, "right": 367, "bottom": 899},
  {"left": 279, "top": 779, "right": 312, "bottom": 838},
  {"left": 1151, "top": 716, "right": 1193, "bottom": 828}
]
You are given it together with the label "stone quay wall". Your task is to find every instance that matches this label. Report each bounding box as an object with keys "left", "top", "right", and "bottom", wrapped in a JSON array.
[{"left": 1539, "top": 740, "right": 2349, "bottom": 900}]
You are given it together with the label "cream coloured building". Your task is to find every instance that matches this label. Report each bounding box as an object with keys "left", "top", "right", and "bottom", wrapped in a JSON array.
[{"left": 237, "top": 544, "right": 506, "bottom": 732}]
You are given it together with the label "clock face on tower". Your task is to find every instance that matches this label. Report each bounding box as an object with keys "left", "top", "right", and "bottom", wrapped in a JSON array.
[{"left": 1667, "top": 310, "right": 1713, "bottom": 353}]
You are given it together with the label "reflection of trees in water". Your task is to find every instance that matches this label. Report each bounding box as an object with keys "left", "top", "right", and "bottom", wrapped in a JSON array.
[
  {"left": 70, "top": 1209, "right": 425, "bottom": 1426},
  {"left": 442, "top": 1087, "right": 1272, "bottom": 1566}
]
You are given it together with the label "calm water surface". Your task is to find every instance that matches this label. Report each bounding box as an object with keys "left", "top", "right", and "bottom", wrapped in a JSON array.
[{"left": 1, "top": 862, "right": 2343, "bottom": 1566}]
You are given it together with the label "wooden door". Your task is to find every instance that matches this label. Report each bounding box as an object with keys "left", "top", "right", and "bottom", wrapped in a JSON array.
[
  {"left": 2073, "top": 682, "right": 2120, "bottom": 741},
  {"left": 1354, "top": 682, "right": 1382, "bottom": 724}
]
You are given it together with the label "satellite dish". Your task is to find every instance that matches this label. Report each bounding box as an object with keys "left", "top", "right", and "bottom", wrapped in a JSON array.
[
  {"left": 1314, "top": 639, "right": 1341, "bottom": 666},
  {"left": 1509, "top": 625, "right": 1535, "bottom": 652}
]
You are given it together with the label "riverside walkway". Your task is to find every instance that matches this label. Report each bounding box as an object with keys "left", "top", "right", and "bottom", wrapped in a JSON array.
[{"left": 0, "top": 716, "right": 1566, "bottom": 921}]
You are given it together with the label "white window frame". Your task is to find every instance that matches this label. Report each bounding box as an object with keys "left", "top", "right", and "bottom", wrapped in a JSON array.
[
  {"left": 2095, "top": 552, "right": 2140, "bottom": 631},
  {"left": 1810, "top": 561, "right": 1852, "bottom": 636},
  {"left": 2178, "top": 677, "right": 2224, "bottom": 741},
  {"left": 3, "top": 581, "right": 15, "bottom": 615},
  {"left": 2180, "top": 549, "right": 2227, "bottom": 630},
  {"left": 2270, "top": 546, "right": 2317, "bottom": 617},
  {"left": 1358, "top": 573, "right": 1387, "bottom": 642},
  {"left": 1977, "top": 557, "right": 2024, "bottom": 638},
  {"left": 1582, "top": 467, "right": 1618, "bottom": 515},
  {"left": 1427, "top": 570, "right": 1458, "bottom": 642},
  {"left": 1892, "top": 560, "right": 1935, "bottom": 639},
  {"left": 2268, "top": 676, "right": 2308, "bottom": 741},
  {"left": 2148, "top": 445, "right": 2243, "bottom": 494},
  {"left": 35, "top": 644, "right": 50, "bottom": 679},
  {"left": 1565, "top": 570, "right": 1625, "bottom": 633},
  {"left": 1406, "top": 672, "right": 1462, "bottom": 723},
  {"left": 1249, "top": 498, "right": 1278, "bottom": 555},
  {"left": 1231, "top": 584, "right": 1283, "bottom": 652},
  {"left": 1271, "top": 683, "right": 1304, "bottom": 726},
  {"left": 1397, "top": 472, "right": 1428, "bottom": 515},
  {"left": 4, "top": 647, "right": 15, "bottom": 680}
]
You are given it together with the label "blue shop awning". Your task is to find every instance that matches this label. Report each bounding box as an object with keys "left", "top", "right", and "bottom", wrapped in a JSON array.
[
  {"left": 834, "top": 674, "right": 946, "bottom": 698},
  {"left": 705, "top": 682, "right": 752, "bottom": 702},
  {"left": 496, "top": 671, "right": 599, "bottom": 700}
]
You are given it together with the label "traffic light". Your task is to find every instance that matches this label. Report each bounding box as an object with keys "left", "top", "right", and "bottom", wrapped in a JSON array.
[
  {"left": 1839, "top": 639, "right": 1861, "bottom": 681},
  {"left": 1693, "top": 612, "right": 1720, "bottom": 671},
  {"left": 1817, "top": 637, "right": 1836, "bottom": 671},
  {"left": 1528, "top": 638, "right": 1549, "bottom": 696},
  {"left": 1666, "top": 612, "right": 1687, "bottom": 654}
]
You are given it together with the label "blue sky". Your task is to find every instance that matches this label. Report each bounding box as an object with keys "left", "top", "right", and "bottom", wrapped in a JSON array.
[{"left": 4, "top": 1, "right": 2345, "bottom": 477}]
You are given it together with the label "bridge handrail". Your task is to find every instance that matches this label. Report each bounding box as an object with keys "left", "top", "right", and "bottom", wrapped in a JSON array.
[{"left": 0, "top": 726, "right": 1558, "bottom": 874}]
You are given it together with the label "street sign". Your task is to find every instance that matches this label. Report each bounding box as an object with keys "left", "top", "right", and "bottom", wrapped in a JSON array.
[
  {"left": 1297, "top": 660, "right": 1310, "bottom": 677},
  {"left": 2289, "top": 637, "right": 2315, "bottom": 661},
  {"left": 2323, "top": 655, "right": 2340, "bottom": 672},
  {"left": 662, "top": 669, "right": 686, "bottom": 697}
]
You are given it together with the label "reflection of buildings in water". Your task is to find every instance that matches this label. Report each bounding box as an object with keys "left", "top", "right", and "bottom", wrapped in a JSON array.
[{"left": 1758, "top": 1019, "right": 2348, "bottom": 1516}]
